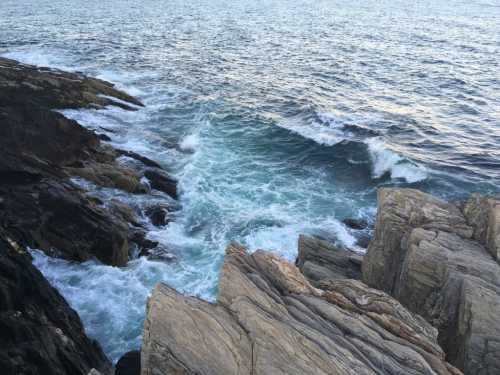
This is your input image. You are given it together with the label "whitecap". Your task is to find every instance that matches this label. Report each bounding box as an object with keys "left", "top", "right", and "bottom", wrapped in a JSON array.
[{"left": 366, "top": 138, "right": 428, "bottom": 183}]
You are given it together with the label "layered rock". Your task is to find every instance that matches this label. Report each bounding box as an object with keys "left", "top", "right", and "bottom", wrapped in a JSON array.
[
  {"left": 362, "top": 188, "right": 500, "bottom": 375},
  {"left": 296, "top": 234, "right": 362, "bottom": 285},
  {"left": 0, "top": 229, "right": 112, "bottom": 375},
  {"left": 141, "top": 243, "right": 461, "bottom": 375}
]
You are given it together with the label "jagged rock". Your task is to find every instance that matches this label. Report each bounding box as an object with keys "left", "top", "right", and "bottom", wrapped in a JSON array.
[
  {"left": 0, "top": 229, "right": 112, "bottom": 375},
  {"left": 296, "top": 234, "right": 362, "bottom": 285},
  {"left": 342, "top": 217, "right": 368, "bottom": 230},
  {"left": 0, "top": 57, "right": 143, "bottom": 110},
  {"left": 115, "top": 350, "right": 140, "bottom": 375},
  {"left": 463, "top": 193, "right": 500, "bottom": 263},
  {"left": 362, "top": 188, "right": 500, "bottom": 375},
  {"left": 141, "top": 243, "right": 461, "bottom": 375},
  {"left": 117, "top": 149, "right": 163, "bottom": 169},
  {"left": 144, "top": 168, "right": 178, "bottom": 199},
  {"left": 145, "top": 205, "right": 169, "bottom": 227},
  {"left": 0, "top": 179, "right": 130, "bottom": 266}
]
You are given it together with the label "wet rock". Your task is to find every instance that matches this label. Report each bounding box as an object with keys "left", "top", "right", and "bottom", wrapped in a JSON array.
[
  {"left": 0, "top": 57, "right": 143, "bottom": 110},
  {"left": 296, "top": 235, "right": 362, "bottom": 285},
  {"left": 362, "top": 188, "right": 500, "bottom": 375},
  {"left": 144, "top": 168, "right": 178, "bottom": 199},
  {"left": 342, "top": 217, "right": 368, "bottom": 230},
  {"left": 115, "top": 350, "right": 140, "bottom": 375},
  {"left": 145, "top": 245, "right": 176, "bottom": 263},
  {"left": 145, "top": 205, "right": 169, "bottom": 227},
  {"left": 0, "top": 179, "right": 130, "bottom": 266},
  {"left": 355, "top": 232, "right": 371, "bottom": 248},
  {"left": 141, "top": 243, "right": 461, "bottom": 375},
  {"left": 0, "top": 229, "right": 112, "bottom": 375},
  {"left": 117, "top": 149, "right": 163, "bottom": 169}
]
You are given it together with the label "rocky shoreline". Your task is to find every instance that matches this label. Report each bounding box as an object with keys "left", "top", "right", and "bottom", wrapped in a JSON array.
[{"left": 1, "top": 58, "right": 499, "bottom": 375}]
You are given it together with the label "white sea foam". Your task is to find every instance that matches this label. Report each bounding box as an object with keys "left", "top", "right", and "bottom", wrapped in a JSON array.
[
  {"left": 366, "top": 138, "right": 428, "bottom": 183},
  {"left": 179, "top": 133, "right": 200, "bottom": 152}
]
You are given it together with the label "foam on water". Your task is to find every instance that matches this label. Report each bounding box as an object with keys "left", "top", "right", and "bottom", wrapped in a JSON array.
[{"left": 366, "top": 138, "right": 428, "bottom": 183}]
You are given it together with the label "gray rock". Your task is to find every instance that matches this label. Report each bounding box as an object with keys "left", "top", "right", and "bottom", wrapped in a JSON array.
[
  {"left": 362, "top": 188, "right": 500, "bottom": 375},
  {"left": 141, "top": 243, "right": 461, "bottom": 375},
  {"left": 296, "top": 234, "right": 362, "bottom": 285}
]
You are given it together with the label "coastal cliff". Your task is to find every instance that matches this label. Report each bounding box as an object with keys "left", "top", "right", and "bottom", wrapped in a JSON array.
[{"left": 2, "top": 58, "right": 500, "bottom": 375}]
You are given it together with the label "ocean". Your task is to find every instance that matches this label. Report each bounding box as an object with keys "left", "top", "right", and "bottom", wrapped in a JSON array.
[{"left": 1, "top": 0, "right": 499, "bottom": 362}]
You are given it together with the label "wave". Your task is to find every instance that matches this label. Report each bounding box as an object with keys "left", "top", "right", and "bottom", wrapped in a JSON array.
[{"left": 365, "top": 138, "right": 428, "bottom": 183}]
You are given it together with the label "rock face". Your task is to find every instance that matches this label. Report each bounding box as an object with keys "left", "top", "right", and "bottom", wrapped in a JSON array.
[
  {"left": 0, "top": 57, "right": 175, "bottom": 266},
  {"left": 0, "top": 229, "right": 112, "bottom": 375},
  {"left": 362, "top": 188, "right": 500, "bottom": 375},
  {"left": 296, "top": 234, "right": 362, "bottom": 285},
  {"left": 141, "top": 243, "right": 461, "bottom": 375}
]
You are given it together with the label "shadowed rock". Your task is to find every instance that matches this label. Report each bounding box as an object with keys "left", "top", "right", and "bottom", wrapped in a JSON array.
[
  {"left": 0, "top": 229, "right": 112, "bottom": 375},
  {"left": 141, "top": 243, "right": 461, "bottom": 375},
  {"left": 363, "top": 188, "right": 500, "bottom": 375}
]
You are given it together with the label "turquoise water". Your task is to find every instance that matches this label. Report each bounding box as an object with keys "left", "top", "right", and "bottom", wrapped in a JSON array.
[{"left": 2, "top": 0, "right": 499, "bottom": 362}]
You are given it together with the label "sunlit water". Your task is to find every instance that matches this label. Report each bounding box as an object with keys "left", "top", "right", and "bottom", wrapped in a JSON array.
[{"left": 1, "top": 0, "right": 499, "bottom": 362}]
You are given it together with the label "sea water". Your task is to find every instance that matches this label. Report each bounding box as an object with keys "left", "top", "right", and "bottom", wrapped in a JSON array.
[{"left": 1, "top": 0, "right": 499, "bottom": 362}]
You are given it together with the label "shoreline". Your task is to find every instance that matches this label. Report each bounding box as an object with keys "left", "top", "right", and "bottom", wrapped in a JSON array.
[{"left": 1, "top": 58, "right": 500, "bottom": 375}]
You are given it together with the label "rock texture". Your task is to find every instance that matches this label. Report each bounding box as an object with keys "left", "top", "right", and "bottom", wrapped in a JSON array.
[
  {"left": 363, "top": 188, "right": 500, "bottom": 375},
  {"left": 296, "top": 234, "right": 362, "bottom": 285},
  {"left": 0, "top": 229, "right": 112, "bottom": 375},
  {"left": 141, "top": 243, "right": 461, "bottom": 375},
  {"left": 0, "top": 57, "right": 175, "bottom": 265}
]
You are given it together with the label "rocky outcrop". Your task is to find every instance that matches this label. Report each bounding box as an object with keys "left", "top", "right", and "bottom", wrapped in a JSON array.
[
  {"left": 296, "top": 234, "right": 362, "bottom": 285},
  {"left": 362, "top": 188, "right": 500, "bottom": 375},
  {"left": 115, "top": 350, "right": 141, "bottom": 375},
  {"left": 0, "top": 229, "right": 112, "bottom": 375},
  {"left": 141, "top": 243, "right": 461, "bottom": 375},
  {"left": 0, "top": 57, "right": 175, "bottom": 265}
]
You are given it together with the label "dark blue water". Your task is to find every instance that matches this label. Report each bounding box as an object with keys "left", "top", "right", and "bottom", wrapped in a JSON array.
[{"left": 2, "top": 0, "right": 499, "bottom": 362}]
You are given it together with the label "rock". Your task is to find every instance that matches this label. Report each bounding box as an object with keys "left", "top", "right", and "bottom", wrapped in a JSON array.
[
  {"left": 141, "top": 243, "right": 461, "bottom": 375},
  {"left": 342, "top": 217, "right": 368, "bottom": 230},
  {"left": 117, "top": 149, "right": 163, "bottom": 169},
  {"left": 144, "top": 245, "right": 176, "bottom": 263},
  {"left": 296, "top": 235, "right": 362, "bottom": 285},
  {"left": 0, "top": 57, "right": 143, "bottom": 110},
  {"left": 0, "top": 179, "right": 130, "bottom": 266},
  {"left": 356, "top": 232, "right": 372, "bottom": 248},
  {"left": 145, "top": 205, "right": 169, "bottom": 227},
  {"left": 463, "top": 193, "right": 500, "bottom": 263},
  {"left": 362, "top": 188, "right": 500, "bottom": 375},
  {"left": 115, "top": 350, "right": 140, "bottom": 375},
  {"left": 0, "top": 229, "right": 112, "bottom": 375},
  {"left": 144, "top": 168, "right": 178, "bottom": 199}
]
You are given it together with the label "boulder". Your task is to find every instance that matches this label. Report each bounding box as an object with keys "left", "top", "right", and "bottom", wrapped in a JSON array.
[
  {"left": 342, "top": 217, "right": 369, "bottom": 230},
  {"left": 144, "top": 168, "right": 178, "bottom": 199},
  {"left": 296, "top": 234, "right": 362, "bottom": 285},
  {"left": 145, "top": 205, "right": 170, "bottom": 227},
  {"left": 141, "top": 243, "right": 461, "bottom": 375},
  {"left": 0, "top": 229, "right": 112, "bottom": 375},
  {"left": 362, "top": 188, "right": 500, "bottom": 375}
]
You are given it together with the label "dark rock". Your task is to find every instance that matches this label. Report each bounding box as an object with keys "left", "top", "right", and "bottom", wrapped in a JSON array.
[
  {"left": 342, "top": 217, "right": 368, "bottom": 230},
  {"left": 145, "top": 205, "right": 169, "bottom": 227},
  {"left": 0, "top": 57, "right": 143, "bottom": 110},
  {"left": 296, "top": 235, "right": 362, "bottom": 285},
  {"left": 141, "top": 243, "right": 461, "bottom": 375},
  {"left": 145, "top": 245, "right": 176, "bottom": 263},
  {"left": 0, "top": 179, "right": 129, "bottom": 266},
  {"left": 144, "top": 169, "right": 178, "bottom": 199},
  {"left": 96, "top": 133, "right": 112, "bottom": 141},
  {"left": 0, "top": 229, "right": 112, "bottom": 375},
  {"left": 116, "top": 149, "right": 163, "bottom": 169},
  {"left": 115, "top": 350, "right": 140, "bottom": 375},
  {"left": 362, "top": 188, "right": 500, "bottom": 375},
  {"left": 355, "top": 232, "right": 371, "bottom": 248}
]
